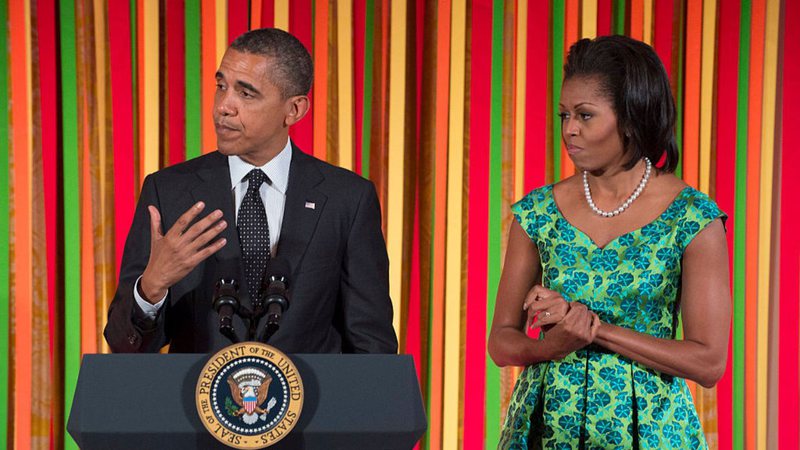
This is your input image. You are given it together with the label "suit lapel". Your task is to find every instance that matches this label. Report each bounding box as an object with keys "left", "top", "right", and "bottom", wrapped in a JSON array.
[
  {"left": 189, "top": 152, "right": 242, "bottom": 263},
  {"left": 188, "top": 148, "right": 326, "bottom": 299},
  {"left": 278, "top": 145, "right": 327, "bottom": 274}
]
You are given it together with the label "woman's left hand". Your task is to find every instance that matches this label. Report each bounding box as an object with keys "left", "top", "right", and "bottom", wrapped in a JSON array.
[{"left": 523, "top": 285, "right": 570, "bottom": 330}]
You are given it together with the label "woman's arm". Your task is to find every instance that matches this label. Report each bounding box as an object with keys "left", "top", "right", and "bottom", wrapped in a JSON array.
[
  {"left": 592, "top": 219, "right": 731, "bottom": 387},
  {"left": 488, "top": 221, "right": 597, "bottom": 367}
]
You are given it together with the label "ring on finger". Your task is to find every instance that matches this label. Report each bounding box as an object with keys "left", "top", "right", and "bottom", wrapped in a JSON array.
[{"left": 543, "top": 311, "right": 551, "bottom": 318}]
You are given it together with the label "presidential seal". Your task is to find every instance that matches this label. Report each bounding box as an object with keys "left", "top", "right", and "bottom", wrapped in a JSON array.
[{"left": 196, "top": 342, "right": 304, "bottom": 449}]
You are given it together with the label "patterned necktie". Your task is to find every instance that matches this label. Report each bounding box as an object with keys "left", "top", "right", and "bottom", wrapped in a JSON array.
[{"left": 237, "top": 169, "right": 271, "bottom": 304}]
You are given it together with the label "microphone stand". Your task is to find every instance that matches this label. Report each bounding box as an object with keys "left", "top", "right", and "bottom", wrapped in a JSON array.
[
  {"left": 246, "top": 299, "right": 266, "bottom": 341},
  {"left": 220, "top": 322, "right": 241, "bottom": 344},
  {"left": 216, "top": 293, "right": 271, "bottom": 343},
  {"left": 213, "top": 278, "right": 243, "bottom": 344},
  {"left": 218, "top": 258, "right": 290, "bottom": 343},
  {"left": 258, "top": 274, "right": 289, "bottom": 343},
  {"left": 259, "top": 321, "right": 280, "bottom": 343}
]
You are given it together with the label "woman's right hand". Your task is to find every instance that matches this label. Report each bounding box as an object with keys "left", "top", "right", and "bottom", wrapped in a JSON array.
[
  {"left": 542, "top": 303, "right": 600, "bottom": 360},
  {"left": 522, "top": 284, "right": 570, "bottom": 330}
]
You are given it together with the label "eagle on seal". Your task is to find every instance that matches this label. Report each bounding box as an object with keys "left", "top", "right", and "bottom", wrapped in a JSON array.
[{"left": 227, "top": 374, "right": 273, "bottom": 425}]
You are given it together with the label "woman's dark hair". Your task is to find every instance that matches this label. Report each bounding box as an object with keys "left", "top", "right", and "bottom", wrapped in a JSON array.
[
  {"left": 230, "top": 28, "right": 314, "bottom": 99},
  {"left": 564, "top": 35, "right": 678, "bottom": 173}
]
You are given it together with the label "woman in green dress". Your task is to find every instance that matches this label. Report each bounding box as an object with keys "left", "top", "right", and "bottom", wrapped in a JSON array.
[{"left": 489, "top": 35, "right": 730, "bottom": 449}]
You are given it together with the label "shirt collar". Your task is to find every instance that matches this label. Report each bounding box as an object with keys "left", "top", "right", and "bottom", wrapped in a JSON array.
[{"left": 228, "top": 138, "right": 292, "bottom": 194}]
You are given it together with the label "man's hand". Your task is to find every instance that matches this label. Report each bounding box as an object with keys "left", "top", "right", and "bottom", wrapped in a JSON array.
[{"left": 139, "top": 202, "right": 228, "bottom": 303}]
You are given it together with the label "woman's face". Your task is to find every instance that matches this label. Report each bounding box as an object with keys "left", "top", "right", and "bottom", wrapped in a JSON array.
[{"left": 559, "top": 76, "right": 627, "bottom": 172}]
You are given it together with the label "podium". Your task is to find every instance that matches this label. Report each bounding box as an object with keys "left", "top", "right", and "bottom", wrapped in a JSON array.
[{"left": 67, "top": 353, "right": 427, "bottom": 449}]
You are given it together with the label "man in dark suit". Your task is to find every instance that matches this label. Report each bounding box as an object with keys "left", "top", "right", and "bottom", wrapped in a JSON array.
[{"left": 104, "top": 28, "right": 397, "bottom": 354}]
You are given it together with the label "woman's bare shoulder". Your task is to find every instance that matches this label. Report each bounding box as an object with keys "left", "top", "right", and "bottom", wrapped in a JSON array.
[
  {"left": 551, "top": 174, "right": 582, "bottom": 203},
  {"left": 649, "top": 172, "right": 689, "bottom": 200}
]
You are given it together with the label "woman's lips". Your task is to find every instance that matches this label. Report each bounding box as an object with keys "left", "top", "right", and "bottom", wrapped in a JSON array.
[{"left": 566, "top": 145, "right": 584, "bottom": 155}]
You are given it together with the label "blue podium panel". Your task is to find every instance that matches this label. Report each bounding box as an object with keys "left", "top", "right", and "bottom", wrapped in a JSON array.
[{"left": 68, "top": 353, "right": 426, "bottom": 449}]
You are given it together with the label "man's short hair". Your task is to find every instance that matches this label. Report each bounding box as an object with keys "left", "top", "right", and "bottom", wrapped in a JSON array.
[{"left": 230, "top": 28, "right": 314, "bottom": 99}]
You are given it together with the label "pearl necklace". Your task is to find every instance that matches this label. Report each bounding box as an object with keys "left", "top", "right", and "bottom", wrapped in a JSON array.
[{"left": 583, "top": 158, "right": 652, "bottom": 218}]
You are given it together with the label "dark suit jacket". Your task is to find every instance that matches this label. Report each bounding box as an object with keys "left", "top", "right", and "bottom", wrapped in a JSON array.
[{"left": 104, "top": 145, "right": 398, "bottom": 354}]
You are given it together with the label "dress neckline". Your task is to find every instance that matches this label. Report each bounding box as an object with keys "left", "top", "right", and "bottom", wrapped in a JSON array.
[{"left": 549, "top": 185, "right": 692, "bottom": 250}]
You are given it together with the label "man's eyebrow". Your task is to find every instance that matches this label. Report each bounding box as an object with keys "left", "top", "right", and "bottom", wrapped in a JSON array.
[
  {"left": 235, "top": 80, "right": 261, "bottom": 95},
  {"left": 214, "top": 71, "right": 261, "bottom": 95}
]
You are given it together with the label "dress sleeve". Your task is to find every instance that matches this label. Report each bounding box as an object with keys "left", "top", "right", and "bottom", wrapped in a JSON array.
[
  {"left": 511, "top": 188, "right": 547, "bottom": 244},
  {"left": 676, "top": 190, "right": 728, "bottom": 251}
]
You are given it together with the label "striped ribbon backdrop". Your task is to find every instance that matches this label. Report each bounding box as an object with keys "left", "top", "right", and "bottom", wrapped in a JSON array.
[{"left": 2, "top": 0, "right": 799, "bottom": 449}]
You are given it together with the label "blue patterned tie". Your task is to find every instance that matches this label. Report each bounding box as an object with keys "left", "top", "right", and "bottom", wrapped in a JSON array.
[{"left": 237, "top": 169, "right": 271, "bottom": 304}]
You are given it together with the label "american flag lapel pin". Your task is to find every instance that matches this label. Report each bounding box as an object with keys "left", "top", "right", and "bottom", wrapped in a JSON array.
[{"left": 305, "top": 201, "right": 316, "bottom": 210}]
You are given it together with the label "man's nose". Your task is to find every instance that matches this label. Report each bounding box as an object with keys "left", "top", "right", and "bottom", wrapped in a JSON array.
[{"left": 216, "top": 93, "right": 237, "bottom": 117}]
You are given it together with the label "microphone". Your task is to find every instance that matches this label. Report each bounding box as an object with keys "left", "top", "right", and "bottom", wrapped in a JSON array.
[
  {"left": 259, "top": 257, "right": 291, "bottom": 342},
  {"left": 213, "top": 259, "right": 242, "bottom": 343}
]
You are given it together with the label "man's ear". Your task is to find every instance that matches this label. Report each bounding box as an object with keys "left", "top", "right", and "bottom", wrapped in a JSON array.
[{"left": 285, "top": 95, "right": 310, "bottom": 127}]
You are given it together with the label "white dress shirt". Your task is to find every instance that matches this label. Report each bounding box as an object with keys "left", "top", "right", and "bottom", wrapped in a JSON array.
[{"left": 135, "top": 138, "right": 293, "bottom": 318}]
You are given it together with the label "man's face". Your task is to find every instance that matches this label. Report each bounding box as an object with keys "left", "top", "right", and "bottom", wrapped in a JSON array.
[{"left": 213, "top": 49, "right": 306, "bottom": 165}]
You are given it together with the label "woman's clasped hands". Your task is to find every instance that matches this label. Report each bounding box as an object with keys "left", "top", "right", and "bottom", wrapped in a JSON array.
[{"left": 522, "top": 285, "right": 600, "bottom": 360}]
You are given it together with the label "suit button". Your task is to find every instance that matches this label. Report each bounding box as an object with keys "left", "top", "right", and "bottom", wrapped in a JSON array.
[{"left": 128, "top": 334, "right": 138, "bottom": 345}]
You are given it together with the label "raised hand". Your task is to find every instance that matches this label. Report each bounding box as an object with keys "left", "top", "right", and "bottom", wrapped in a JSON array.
[{"left": 139, "top": 202, "right": 228, "bottom": 303}]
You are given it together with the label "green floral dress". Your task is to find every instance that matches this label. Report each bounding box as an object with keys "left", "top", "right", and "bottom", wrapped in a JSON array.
[{"left": 499, "top": 185, "right": 725, "bottom": 449}]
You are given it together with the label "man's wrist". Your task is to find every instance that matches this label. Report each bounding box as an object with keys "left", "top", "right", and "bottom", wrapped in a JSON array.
[{"left": 139, "top": 274, "right": 167, "bottom": 304}]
